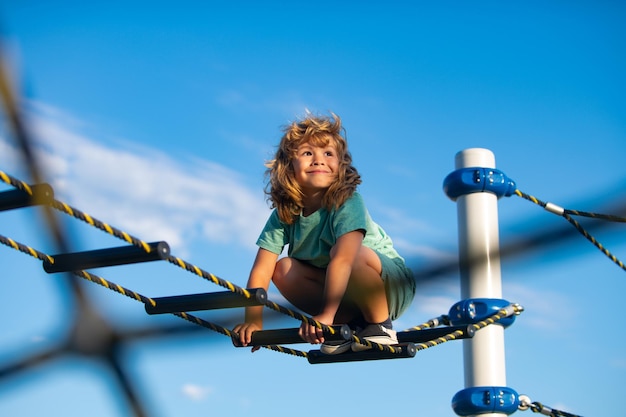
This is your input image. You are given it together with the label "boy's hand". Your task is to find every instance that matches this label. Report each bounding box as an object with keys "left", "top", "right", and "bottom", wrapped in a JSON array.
[
  {"left": 233, "top": 322, "right": 262, "bottom": 352},
  {"left": 299, "top": 314, "right": 333, "bottom": 344}
]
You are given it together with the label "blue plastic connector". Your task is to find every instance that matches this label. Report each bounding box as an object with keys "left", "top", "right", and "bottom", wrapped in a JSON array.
[
  {"left": 452, "top": 386, "right": 519, "bottom": 416},
  {"left": 443, "top": 167, "right": 516, "bottom": 201},
  {"left": 449, "top": 298, "right": 516, "bottom": 328}
]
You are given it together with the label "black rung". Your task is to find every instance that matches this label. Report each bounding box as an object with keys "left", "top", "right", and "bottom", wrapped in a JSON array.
[
  {"left": 146, "top": 288, "right": 268, "bottom": 315},
  {"left": 43, "top": 241, "right": 170, "bottom": 273},
  {"left": 232, "top": 324, "right": 351, "bottom": 347},
  {"left": 397, "top": 324, "right": 475, "bottom": 343},
  {"left": 0, "top": 183, "right": 54, "bottom": 212},
  {"left": 307, "top": 342, "right": 416, "bottom": 364}
]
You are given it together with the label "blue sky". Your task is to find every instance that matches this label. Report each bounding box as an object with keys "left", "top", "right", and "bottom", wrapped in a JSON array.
[{"left": 0, "top": 1, "right": 625, "bottom": 416}]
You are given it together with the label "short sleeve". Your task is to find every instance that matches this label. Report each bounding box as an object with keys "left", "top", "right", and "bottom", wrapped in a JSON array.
[
  {"left": 332, "top": 193, "right": 368, "bottom": 238},
  {"left": 256, "top": 209, "right": 288, "bottom": 255}
]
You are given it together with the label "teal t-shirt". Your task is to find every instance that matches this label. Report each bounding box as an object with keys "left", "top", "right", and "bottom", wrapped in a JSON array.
[
  {"left": 256, "top": 192, "right": 415, "bottom": 320},
  {"left": 256, "top": 192, "right": 403, "bottom": 268}
]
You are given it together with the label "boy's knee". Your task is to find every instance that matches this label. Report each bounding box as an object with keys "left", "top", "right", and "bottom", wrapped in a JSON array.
[
  {"left": 272, "top": 257, "right": 291, "bottom": 285},
  {"left": 352, "top": 246, "right": 383, "bottom": 276}
]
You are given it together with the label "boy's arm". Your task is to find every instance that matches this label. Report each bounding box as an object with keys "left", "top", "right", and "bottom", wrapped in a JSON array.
[
  {"left": 319, "top": 230, "right": 364, "bottom": 322},
  {"left": 300, "top": 230, "right": 364, "bottom": 344},
  {"left": 234, "top": 248, "right": 278, "bottom": 346}
]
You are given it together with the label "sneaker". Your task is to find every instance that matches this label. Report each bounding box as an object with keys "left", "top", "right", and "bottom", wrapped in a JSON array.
[
  {"left": 320, "top": 339, "right": 352, "bottom": 355},
  {"left": 351, "top": 324, "right": 398, "bottom": 352}
]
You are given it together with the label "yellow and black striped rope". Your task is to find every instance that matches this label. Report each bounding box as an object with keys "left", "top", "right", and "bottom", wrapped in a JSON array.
[
  {"left": 0, "top": 232, "right": 153, "bottom": 308},
  {"left": 166, "top": 255, "right": 253, "bottom": 299},
  {"left": 0, "top": 170, "right": 33, "bottom": 195},
  {"left": 173, "top": 311, "right": 235, "bottom": 339},
  {"left": 414, "top": 328, "right": 467, "bottom": 351},
  {"left": 173, "top": 313, "right": 307, "bottom": 359},
  {"left": 262, "top": 344, "right": 308, "bottom": 358},
  {"left": 73, "top": 269, "right": 155, "bottom": 307},
  {"left": 564, "top": 208, "right": 626, "bottom": 223},
  {"left": 0, "top": 233, "right": 53, "bottom": 264},
  {"left": 514, "top": 189, "right": 547, "bottom": 208},
  {"left": 414, "top": 304, "right": 523, "bottom": 352},
  {"left": 166, "top": 255, "right": 338, "bottom": 337},
  {"left": 525, "top": 400, "right": 582, "bottom": 417},
  {"left": 562, "top": 212, "right": 625, "bottom": 271},
  {"left": 350, "top": 334, "right": 401, "bottom": 354},
  {"left": 515, "top": 189, "right": 626, "bottom": 272},
  {"left": 1, "top": 169, "right": 334, "bottom": 334},
  {"left": 0, "top": 230, "right": 523, "bottom": 359},
  {"left": 50, "top": 200, "right": 152, "bottom": 253},
  {"left": 470, "top": 304, "right": 524, "bottom": 333},
  {"left": 2, "top": 168, "right": 490, "bottom": 353},
  {"left": 403, "top": 314, "right": 451, "bottom": 332},
  {"left": 0, "top": 231, "right": 306, "bottom": 358},
  {"left": 400, "top": 315, "right": 459, "bottom": 353},
  {"left": 0, "top": 170, "right": 152, "bottom": 253}
]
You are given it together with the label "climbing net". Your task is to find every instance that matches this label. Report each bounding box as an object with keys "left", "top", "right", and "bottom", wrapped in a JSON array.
[
  {"left": 3, "top": 166, "right": 623, "bottom": 417},
  {"left": 0, "top": 168, "right": 519, "bottom": 363}
]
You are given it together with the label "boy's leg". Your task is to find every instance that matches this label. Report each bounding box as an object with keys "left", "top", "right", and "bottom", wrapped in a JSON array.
[
  {"left": 273, "top": 247, "right": 391, "bottom": 324},
  {"left": 344, "top": 246, "right": 399, "bottom": 351},
  {"left": 343, "top": 246, "right": 390, "bottom": 325},
  {"left": 272, "top": 257, "right": 361, "bottom": 323}
]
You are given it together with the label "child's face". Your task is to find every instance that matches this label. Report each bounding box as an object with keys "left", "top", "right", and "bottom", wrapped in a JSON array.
[{"left": 292, "top": 140, "right": 339, "bottom": 194}]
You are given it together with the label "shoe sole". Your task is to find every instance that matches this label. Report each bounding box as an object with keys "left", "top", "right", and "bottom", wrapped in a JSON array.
[
  {"left": 351, "top": 337, "right": 399, "bottom": 352},
  {"left": 320, "top": 341, "right": 352, "bottom": 355}
]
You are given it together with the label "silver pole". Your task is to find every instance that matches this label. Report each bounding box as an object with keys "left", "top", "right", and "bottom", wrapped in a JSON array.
[{"left": 454, "top": 148, "right": 507, "bottom": 417}]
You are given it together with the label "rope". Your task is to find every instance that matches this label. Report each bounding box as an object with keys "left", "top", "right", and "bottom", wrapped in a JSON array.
[
  {"left": 1, "top": 169, "right": 523, "bottom": 357},
  {"left": 413, "top": 303, "right": 523, "bottom": 352},
  {"left": 403, "top": 314, "right": 451, "bottom": 332},
  {"left": 0, "top": 170, "right": 33, "bottom": 195},
  {"left": 0, "top": 231, "right": 308, "bottom": 358},
  {"left": 515, "top": 189, "right": 626, "bottom": 272},
  {"left": 0, "top": 169, "right": 339, "bottom": 340},
  {"left": 1, "top": 170, "right": 407, "bottom": 352},
  {"left": 470, "top": 303, "right": 523, "bottom": 332},
  {"left": 528, "top": 402, "right": 581, "bottom": 417},
  {"left": 165, "top": 255, "right": 335, "bottom": 336},
  {"left": 0, "top": 169, "right": 405, "bottom": 353},
  {"left": 0, "top": 198, "right": 524, "bottom": 357},
  {"left": 519, "top": 394, "right": 583, "bottom": 417}
]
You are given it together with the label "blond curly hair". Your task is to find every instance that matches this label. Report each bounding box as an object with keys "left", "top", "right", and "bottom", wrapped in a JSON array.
[{"left": 265, "top": 112, "right": 361, "bottom": 224}]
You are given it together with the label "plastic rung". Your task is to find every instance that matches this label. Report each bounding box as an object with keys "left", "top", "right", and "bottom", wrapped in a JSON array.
[
  {"left": 43, "top": 241, "right": 170, "bottom": 273},
  {"left": 0, "top": 183, "right": 54, "bottom": 212},
  {"left": 233, "top": 324, "right": 351, "bottom": 347},
  {"left": 307, "top": 342, "right": 416, "bottom": 364},
  {"left": 397, "top": 324, "right": 475, "bottom": 343},
  {"left": 146, "top": 288, "right": 268, "bottom": 315}
]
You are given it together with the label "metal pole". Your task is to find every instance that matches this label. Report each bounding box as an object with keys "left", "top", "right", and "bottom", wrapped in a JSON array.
[{"left": 455, "top": 148, "right": 507, "bottom": 417}]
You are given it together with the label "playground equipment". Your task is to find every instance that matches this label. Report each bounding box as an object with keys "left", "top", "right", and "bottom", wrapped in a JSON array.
[{"left": 4, "top": 139, "right": 621, "bottom": 415}]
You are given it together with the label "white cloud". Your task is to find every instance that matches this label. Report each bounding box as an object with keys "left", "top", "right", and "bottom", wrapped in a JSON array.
[
  {"left": 181, "top": 383, "right": 214, "bottom": 401},
  {"left": 1, "top": 101, "right": 270, "bottom": 256}
]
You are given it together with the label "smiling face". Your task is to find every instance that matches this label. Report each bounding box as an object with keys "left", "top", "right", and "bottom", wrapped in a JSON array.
[
  {"left": 266, "top": 113, "right": 361, "bottom": 223},
  {"left": 292, "top": 139, "right": 340, "bottom": 195}
]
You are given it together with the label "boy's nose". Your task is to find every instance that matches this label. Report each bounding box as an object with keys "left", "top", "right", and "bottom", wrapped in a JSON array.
[{"left": 312, "top": 157, "right": 325, "bottom": 165}]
